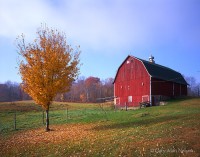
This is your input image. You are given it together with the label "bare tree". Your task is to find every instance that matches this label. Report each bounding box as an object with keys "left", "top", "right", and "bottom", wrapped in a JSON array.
[{"left": 185, "top": 76, "right": 199, "bottom": 96}]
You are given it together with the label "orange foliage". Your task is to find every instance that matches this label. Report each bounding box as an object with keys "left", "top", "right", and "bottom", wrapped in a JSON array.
[
  {"left": 80, "top": 93, "right": 87, "bottom": 102},
  {"left": 17, "top": 25, "right": 81, "bottom": 110}
]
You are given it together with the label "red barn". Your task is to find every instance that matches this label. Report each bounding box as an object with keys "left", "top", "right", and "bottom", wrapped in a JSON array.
[{"left": 113, "top": 55, "right": 188, "bottom": 107}]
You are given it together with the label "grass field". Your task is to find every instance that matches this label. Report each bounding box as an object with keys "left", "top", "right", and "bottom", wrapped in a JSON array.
[{"left": 0, "top": 98, "right": 200, "bottom": 157}]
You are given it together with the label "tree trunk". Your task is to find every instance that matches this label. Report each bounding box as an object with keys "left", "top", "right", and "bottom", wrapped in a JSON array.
[{"left": 45, "top": 109, "right": 50, "bottom": 132}]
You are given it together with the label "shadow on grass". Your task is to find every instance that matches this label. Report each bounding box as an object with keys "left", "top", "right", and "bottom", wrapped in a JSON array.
[{"left": 91, "top": 114, "right": 186, "bottom": 131}]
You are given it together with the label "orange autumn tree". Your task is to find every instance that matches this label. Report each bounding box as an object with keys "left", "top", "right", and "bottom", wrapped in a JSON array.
[{"left": 17, "top": 25, "right": 81, "bottom": 131}]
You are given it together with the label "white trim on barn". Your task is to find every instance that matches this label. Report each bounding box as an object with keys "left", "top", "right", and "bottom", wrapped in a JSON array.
[{"left": 150, "top": 76, "right": 152, "bottom": 106}]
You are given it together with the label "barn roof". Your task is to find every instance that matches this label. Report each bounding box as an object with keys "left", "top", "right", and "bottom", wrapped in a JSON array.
[{"left": 114, "top": 55, "right": 188, "bottom": 85}]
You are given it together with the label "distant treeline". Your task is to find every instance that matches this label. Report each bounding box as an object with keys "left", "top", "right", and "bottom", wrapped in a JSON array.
[
  {"left": 0, "top": 76, "right": 114, "bottom": 103},
  {"left": 0, "top": 76, "right": 199, "bottom": 102},
  {"left": 0, "top": 81, "right": 31, "bottom": 102}
]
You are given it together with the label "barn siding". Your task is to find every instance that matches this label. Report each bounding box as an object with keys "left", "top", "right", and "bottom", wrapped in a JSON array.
[
  {"left": 114, "top": 57, "right": 150, "bottom": 107},
  {"left": 180, "top": 84, "right": 187, "bottom": 96},
  {"left": 151, "top": 78, "right": 187, "bottom": 97}
]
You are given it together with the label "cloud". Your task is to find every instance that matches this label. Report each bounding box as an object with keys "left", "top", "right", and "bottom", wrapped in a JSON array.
[
  {"left": 0, "top": 0, "right": 200, "bottom": 82},
  {"left": 0, "top": 0, "right": 150, "bottom": 49},
  {"left": 0, "top": 0, "right": 200, "bottom": 53},
  {"left": 0, "top": 0, "right": 56, "bottom": 40},
  {"left": 54, "top": 0, "right": 152, "bottom": 51}
]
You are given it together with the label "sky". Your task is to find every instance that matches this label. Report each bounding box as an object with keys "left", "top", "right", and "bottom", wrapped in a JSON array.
[{"left": 0, "top": 0, "right": 200, "bottom": 83}]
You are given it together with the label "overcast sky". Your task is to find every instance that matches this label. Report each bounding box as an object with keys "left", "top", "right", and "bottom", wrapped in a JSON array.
[{"left": 0, "top": 0, "right": 200, "bottom": 83}]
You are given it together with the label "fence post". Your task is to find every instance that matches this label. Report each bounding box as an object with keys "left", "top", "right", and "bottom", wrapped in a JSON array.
[
  {"left": 99, "top": 103, "right": 108, "bottom": 121},
  {"left": 43, "top": 111, "right": 45, "bottom": 125},
  {"left": 66, "top": 108, "right": 68, "bottom": 122},
  {"left": 14, "top": 111, "right": 16, "bottom": 130}
]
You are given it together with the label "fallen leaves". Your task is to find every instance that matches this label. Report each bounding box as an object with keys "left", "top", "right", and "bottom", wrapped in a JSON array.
[
  {"left": 0, "top": 123, "right": 96, "bottom": 155},
  {"left": 0, "top": 114, "right": 199, "bottom": 156}
]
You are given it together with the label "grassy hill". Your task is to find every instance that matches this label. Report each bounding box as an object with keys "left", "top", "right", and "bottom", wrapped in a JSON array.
[{"left": 0, "top": 98, "right": 200, "bottom": 156}]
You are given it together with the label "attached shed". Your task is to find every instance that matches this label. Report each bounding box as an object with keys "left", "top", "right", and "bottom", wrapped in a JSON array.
[{"left": 113, "top": 55, "right": 188, "bottom": 107}]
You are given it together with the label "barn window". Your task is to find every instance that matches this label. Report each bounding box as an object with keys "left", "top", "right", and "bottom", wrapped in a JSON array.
[
  {"left": 142, "top": 95, "right": 149, "bottom": 102},
  {"left": 128, "top": 96, "right": 132, "bottom": 102}
]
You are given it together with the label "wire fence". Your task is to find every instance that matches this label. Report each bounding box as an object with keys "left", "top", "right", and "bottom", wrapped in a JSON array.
[
  {"left": 0, "top": 111, "right": 44, "bottom": 133},
  {"left": 0, "top": 105, "right": 113, "bottom": 133}
]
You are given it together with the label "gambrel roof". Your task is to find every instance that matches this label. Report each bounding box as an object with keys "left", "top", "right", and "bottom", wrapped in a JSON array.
[{"left": 114, "top": 55, "right": 188, "bottom": 85}]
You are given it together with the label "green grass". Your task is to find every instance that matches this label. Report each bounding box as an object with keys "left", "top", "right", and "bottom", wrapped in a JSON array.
[
  {"left": 0, "top": 101, "right": 113, "bottom": 135},
  {"left": 0, "top": 98, "right": 200, "bottom": 156}
]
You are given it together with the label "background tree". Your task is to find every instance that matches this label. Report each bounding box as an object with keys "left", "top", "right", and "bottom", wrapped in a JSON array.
[
  {"left": 0, "top": 84, "right": 9, "bottom": 102},
  {"left": 102, "top": 78, "right": 114, "bottom": 98},
  {"left": 17, "top": 25, "right": 81, "bottom": 131},
  {"left": 0, "top": 81, "right": 26, "bottom": 102},
  {"left": 55, "top": 76, "right": 114, "bottom": 102},
  {"left": 184, "top": 76, "right": 199, "bottom": 96},
  {"left": 85, "top": 77, "right": 101, "bottom": 102}
]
